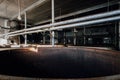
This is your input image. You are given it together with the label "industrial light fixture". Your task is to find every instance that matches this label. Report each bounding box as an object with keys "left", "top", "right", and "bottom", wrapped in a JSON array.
[{"left": 17, "top": 0, "right": 21, "bottom": 20}]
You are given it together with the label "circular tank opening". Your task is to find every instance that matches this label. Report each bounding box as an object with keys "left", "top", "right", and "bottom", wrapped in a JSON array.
[{"left": 0, "top": 47, "right": 120, "bottom": 78}]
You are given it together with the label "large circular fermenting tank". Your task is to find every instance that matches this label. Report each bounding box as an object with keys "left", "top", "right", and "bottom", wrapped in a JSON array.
[{"left": 0, "top": 47, "right": 120, "bottom": 79}]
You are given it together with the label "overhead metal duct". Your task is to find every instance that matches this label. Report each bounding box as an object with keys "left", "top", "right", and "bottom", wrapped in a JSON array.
[
  {"left": 34, "top": 10, "right": 120, "bottom": 30},
  {"left": 50, "top": 16, "right": 120, "bottom": 30},
  {"left": 6, "top": 10, "right": 120, "bottom": 36},
  {"left": 8, "top": 15, "right": 120, "bottom": 37}
]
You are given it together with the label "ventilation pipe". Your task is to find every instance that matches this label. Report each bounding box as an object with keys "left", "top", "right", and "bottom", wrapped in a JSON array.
[
  {"left": 6, "top": 10, "right": 120, "bottom": 35},
  {"left": 7, "top": 16, "right": 120, "bottom": 37}
]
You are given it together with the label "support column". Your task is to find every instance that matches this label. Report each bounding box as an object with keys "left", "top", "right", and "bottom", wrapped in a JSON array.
[
  {"left": 4, "top": 20, "right": 8, "bottom": 45},
  {"left": 118, "top": 3, "right": 120, "bottom": 50},
  {"left": 24, "top": 12, "right": 27, "bottom": 46},
  {"left": 51, "top": 0, "right": 55, "bottom": 47},
  {"left": 63, "top": 31, "right": 66, "bottom": 45},
  {"left": 43, "top": 32, "right": 46, "bottom": 44},
  {"left": 73, "top": 28, "right": 77, "bottom": 46},
  {"left": 84, "top": 27, "right": 86, "bottom": 45},
  {"left": 4, "top": 20, "right": 8, "bottom": 40},
  {"left": 118, "top": 22, "right": 120, "bottom": 50},
  {"left": 19, "top": 35, "right": 20, "bottom": 45}
]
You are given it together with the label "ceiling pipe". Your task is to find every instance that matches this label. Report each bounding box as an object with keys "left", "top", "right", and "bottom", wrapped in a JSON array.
[
  {"left": 8, "top": 15, "right": 120, "bottom": 37},
  {"left": 1, "top": 10, "right": 120, "bottom": 37},
  {"left": 26, "top": 10, "right": 120, "bottom": 30},
  {"left": 50, "top": 16, "right": 120, "bottom": 30},
  {"left": 35, "top": 0, "right": 120, "bottom": 25},
  {"left": 6, "top": 10, "right": 120, "bottom": 35}
]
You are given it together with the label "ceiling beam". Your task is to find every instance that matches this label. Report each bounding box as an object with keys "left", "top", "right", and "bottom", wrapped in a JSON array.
[
  {"left": 0, "top": 16, "right": 9, "bottom": 20},
  {"left": 11, "top": 0, "right": 48, "bottom": 20},
  {"left": 35, "top": 0, "right": 120, "bottom": 25}
]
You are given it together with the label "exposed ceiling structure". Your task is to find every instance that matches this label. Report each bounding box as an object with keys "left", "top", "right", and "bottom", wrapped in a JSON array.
[
  {"left": 0, "top": 0, "right": 39, "bottom": 26},
  {"left": 0, "top": 0, "right": 120, "bottom": 50},
  {"left": 0, "top": 0, "right": 119, "bottom": 27}
]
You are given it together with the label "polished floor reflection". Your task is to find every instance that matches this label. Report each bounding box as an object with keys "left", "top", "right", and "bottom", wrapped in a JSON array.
[{"left": 0, "top": 47, "right": 120, "bottom": 78}]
